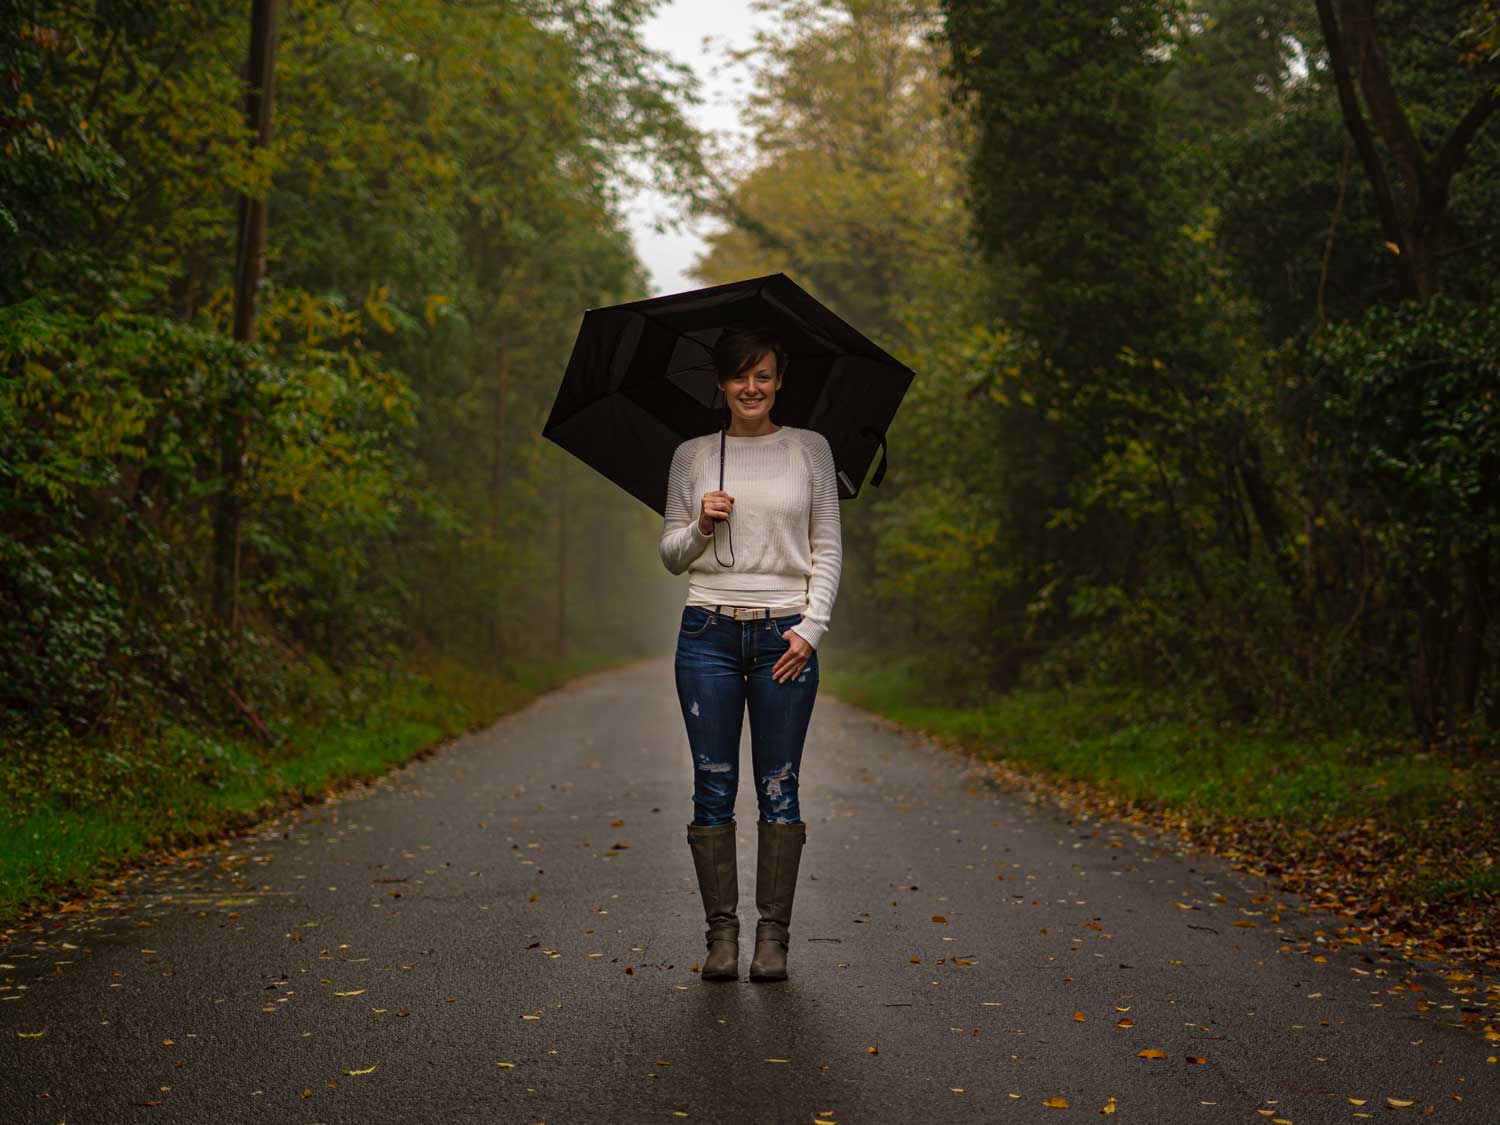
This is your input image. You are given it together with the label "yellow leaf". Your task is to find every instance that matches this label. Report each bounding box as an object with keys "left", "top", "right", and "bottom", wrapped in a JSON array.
[
  {"left": 342, "top": 1064, "right": 377, "bottom": 1075},
  {"left": 1100, "top": 1095, "right": 1117, "bottom": 1114},
  {"left": 1387, "top": 1097, "right": 1415, "bottom": 1108},
  {"left": 1074, "top": 1010, "right": 1086, "bottom": 1022},
  {"left": 334, "top": 989, "right": 365, "bottom": 997},
  {"left": 1042, "top": 1095, "right": 1069, "bottom": 1108},
  {"left": 1116, "top": 1017, "right": 1134, "bottom": 1028},
  {"left": 765, "top": 1057, "right": 789, "bottom": 1063},
  {"left": 1348, "top": 1098, "right": 1367, "bottom": 1105},
  {"left": 1137, "top": 1048, "right": 1167, "bottom": 1059}
]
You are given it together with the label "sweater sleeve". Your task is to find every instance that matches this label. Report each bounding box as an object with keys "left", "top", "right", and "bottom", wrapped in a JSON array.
[
  {"left": 788, "top": 431, "right": 842, "bottom": 650},
  {"left": 659, "top": 439, "right": 713, "bottom": 575}
]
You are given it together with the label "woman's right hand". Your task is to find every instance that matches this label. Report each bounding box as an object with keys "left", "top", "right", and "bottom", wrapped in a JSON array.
[{"left": 698, "top": 489, "right": 733, "bottom": 535}]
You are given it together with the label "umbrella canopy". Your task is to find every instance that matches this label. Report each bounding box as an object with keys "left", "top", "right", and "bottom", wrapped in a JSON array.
[{"left": 542, "top": 272, "right": 915, "bottom": 516}]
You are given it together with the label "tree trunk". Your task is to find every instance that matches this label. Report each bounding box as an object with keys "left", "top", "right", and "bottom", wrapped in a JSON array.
[
  {"left": 214, "top": 0, "right": 280, "bottom": 631},
  {"left": 489, "top": 331, "right": 509, "bottom": 665}
]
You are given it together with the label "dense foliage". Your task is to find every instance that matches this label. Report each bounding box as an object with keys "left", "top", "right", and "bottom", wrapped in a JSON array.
[
  {"left": 698, "top": 0, "right": 1499, "bottom": 740},
  {"left": 4, "top": 0, "right": 1498, "bottom": 767},
  {"left": 1, "top": 0, "right": 706, "bottom": 750}
]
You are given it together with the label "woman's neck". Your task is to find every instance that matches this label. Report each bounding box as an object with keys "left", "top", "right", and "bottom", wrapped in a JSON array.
[{"left": 725, "top": 418, "right": 781, "bottom": 437}]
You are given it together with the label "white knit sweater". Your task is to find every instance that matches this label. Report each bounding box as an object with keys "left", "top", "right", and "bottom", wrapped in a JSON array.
[{"left": 658, "top": 424, "right": 843, "bottom": 649}]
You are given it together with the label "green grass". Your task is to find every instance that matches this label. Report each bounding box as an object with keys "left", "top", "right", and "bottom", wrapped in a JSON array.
[
  {"left": 0, "top": 648, "right": 628, "bottom": 927},
  {"left": 821, "top": 653, "right": 1494, "bottom": 837}
]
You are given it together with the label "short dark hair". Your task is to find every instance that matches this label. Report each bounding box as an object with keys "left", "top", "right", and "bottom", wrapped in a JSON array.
[{"left": 713, "top": 325, "right": 785, "bottom": 384}]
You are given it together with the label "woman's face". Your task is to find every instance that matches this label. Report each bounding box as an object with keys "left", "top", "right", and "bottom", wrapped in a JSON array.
[{"left": 721, "top": 349, "right": 782, "bottom": 425}]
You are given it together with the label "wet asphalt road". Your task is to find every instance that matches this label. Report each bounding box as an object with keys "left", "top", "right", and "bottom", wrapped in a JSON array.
[{"left": 2, "top": 656, "right": 1498, "bottom": 1124}]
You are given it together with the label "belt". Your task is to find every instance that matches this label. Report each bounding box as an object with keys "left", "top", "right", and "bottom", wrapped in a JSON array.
[{"left": 710, "top": 603, "right": 805, "bottom": 621}]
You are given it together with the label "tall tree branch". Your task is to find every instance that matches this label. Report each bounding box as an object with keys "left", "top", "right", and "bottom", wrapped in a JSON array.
[
  {"left": 1432, "top": 87, "right": 1500, "bottom": 184},
  {"left": 1312, "top": 0, "right": 1420, "bottom": 298}
]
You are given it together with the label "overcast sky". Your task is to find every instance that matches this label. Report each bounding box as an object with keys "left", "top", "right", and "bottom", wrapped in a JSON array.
[{"left": 621, "top": 0, "right": 780, "bottom": 297}]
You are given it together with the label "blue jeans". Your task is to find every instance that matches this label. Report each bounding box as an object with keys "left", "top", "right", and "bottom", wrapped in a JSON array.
[{"left": 674, "top": 605, "right": 819, "bottom": 827}]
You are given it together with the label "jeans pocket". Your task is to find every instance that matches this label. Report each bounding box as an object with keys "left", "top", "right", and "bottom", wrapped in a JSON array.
[
  {"left": 679, "top": 607, "right": 714, "bottom": 638},
  {"left": 769, "top": 613, "right": 802, "bottom": 643}
]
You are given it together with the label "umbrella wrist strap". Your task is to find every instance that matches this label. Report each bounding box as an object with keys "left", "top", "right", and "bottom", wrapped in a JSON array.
[{"left": 715, "top": 426, "right": 735, "bottom": 566}]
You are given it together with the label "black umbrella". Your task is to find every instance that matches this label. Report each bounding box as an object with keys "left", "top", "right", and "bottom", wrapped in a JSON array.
[{"left": 542, "top": 272, "right": 915, "bottom": 516}]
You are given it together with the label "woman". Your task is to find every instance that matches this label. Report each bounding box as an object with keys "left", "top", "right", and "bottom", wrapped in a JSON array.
[{"left": 657, "top": 324, "right": 843, "bottom": 983}]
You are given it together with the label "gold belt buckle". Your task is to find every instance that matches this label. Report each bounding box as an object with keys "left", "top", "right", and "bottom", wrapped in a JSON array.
[{"left": 729, "top": 606, "right": 764, "bottom": 621}]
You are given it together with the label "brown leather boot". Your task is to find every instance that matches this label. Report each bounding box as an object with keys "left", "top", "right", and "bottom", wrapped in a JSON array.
[
  {"left": 686, "top": 820, "right": 739, "bottom": 981},
  {"left": 749, "top": 820, "right": 807, "bottom": 982}
]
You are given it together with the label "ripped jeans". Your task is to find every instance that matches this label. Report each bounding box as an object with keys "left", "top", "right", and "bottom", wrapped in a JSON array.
[{"left": 674, "top": 604, "right": 819, "bottom": 827}]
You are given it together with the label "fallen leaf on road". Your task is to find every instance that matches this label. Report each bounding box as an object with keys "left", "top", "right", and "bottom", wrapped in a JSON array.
[
  {"left": 342, "top": 1064, "right": 377, "bottom": 1075},
  {"left": 1116, "top": 1017, "right": 1134, "bottom": 1028},
  {"left": 1074, "top": 1010, "right": 1086, "bottom": 1021},
  {"left": 334, "top": 990, "right": 365, "bottom": 997},
  {"left": 932, "top": 915, "right": 948, "bottom": 923},
  {"left": 1100, "top": 1095, "right": 1117, "bottom": 1114},
  {"left": 1186, "top": 1056, "right": 1206, "bottom": 1064},
  {"left": 1042, "top": 1095, "right": 1069, "bottom": 1108},
  {"left": 1137, "top": 1048, "right": 1167, "bottom": 1059},
  {"left": 1386, "top": 1097, "right": 1415, "bottom": 1108}
]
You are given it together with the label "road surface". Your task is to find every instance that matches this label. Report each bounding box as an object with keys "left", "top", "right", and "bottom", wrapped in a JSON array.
[{"left": 3, "top": 657, "right": 1496, "bottom": 1123}]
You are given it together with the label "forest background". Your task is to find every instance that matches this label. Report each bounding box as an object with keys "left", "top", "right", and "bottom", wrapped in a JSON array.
[{"left": 3, "top": 0, "right": 1498, "bottom": 946}]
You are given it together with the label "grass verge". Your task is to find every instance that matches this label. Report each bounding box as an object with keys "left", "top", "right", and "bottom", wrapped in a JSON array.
[
  {"left": 0, "top": 648, "right": 630, "bottom": 930},
  {"left": 821, "top": 654, "right": 1500, "bottom": 967}
]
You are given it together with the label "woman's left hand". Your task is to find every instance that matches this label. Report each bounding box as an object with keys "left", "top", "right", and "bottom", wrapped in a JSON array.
[{"left": 774, "top": 629, "right": 814, "bottom": 684}]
